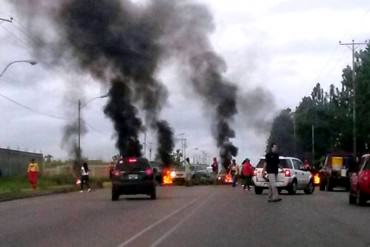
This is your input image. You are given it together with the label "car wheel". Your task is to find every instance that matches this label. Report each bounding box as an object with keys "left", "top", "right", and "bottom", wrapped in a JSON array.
[
  {"left": 111, "top": 186, "right": 119, "bottom": 201},
  {"left": 319, "top": 177, "right": 326, "bottom": 191},
  {"left": 304, "top": 181, "right": 315, "bottom": 194},
  {"left": 255, "top": 186, "right": 263, "bottom": 195},
  {"left": 357, "top": 191, "right": 367, "bottom": 206},
  {"left": 150, "top": 187, "right": 157, "bottom": 200},
  {"left": 326, "top": 179, "right": 334, "bottom": 191},
  {"left": 349, "top": 192, "right": 357, "bottom": 205},
  {"left": 288, "top": 181, "right": 297, "bottom": 195}
]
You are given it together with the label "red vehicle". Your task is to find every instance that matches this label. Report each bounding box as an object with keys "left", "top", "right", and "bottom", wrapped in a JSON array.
[{"left": 349, "top": 154, "right": 370, "bottom": 206}]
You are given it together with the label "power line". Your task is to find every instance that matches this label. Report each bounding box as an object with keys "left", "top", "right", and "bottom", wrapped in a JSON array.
[
  {"left": 0, "top": 92, "right": 66, "bottom": 120},
  {"left": 0, "top": 92, "right": 110, "bottom": 136}
]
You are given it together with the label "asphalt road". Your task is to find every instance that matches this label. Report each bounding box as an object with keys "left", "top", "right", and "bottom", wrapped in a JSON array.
[{"left": 0, "top": 185, "right": 369, "bottom": 247}]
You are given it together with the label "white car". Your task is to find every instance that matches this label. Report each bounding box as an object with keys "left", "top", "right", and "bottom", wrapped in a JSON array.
[{"left": 252, "top": 156, "right": 315, "bottom": 195}]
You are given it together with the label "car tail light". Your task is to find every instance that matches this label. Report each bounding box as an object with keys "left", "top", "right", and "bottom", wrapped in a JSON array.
[
  {"left": 113, "top": 170, "right": 121, "bottom": 177},
  {"left": 128, "top": 157, "right": 137, "bottom": 163},
  {"left": 284, "top": 169, "right": 291, "bottom": 177},
  {"left": 145, "top": 168, "right": 153, "bottom": 176}
]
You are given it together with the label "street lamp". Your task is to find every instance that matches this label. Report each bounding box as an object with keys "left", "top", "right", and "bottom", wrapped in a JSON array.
[
  {"left": 77, "top": 93, "right": 109, "bottom": 165},
  {"left": 0, "top": 60, "right": 37, "bottom": 78}
]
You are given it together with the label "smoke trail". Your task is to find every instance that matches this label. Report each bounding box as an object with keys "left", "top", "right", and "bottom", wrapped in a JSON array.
[
  {"left": 156, "top": 120, "right": 175, "bottom": 166},
  {"left": 104, "top": 78, "right": 143, "bottom": 156},
  {"left": 155, "top": 1, "right": 239, "bottom": 168},
  {"left": 12, "top": 0, "right": 262, "bottom": 167}
]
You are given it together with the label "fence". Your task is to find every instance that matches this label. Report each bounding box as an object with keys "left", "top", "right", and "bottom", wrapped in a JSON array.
[{"left": 0, "top": 148, "right": 43, "bottom": 177}]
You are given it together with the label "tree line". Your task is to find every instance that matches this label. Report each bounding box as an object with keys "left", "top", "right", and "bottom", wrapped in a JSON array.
[{"left": 267, "top": 44, "right": 370, "bottom": 166}]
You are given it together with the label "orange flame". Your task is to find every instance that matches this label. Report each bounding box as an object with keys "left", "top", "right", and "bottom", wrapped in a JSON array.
[
  {"left": 162, "top": 169, "right": 173, "bottom": 185},
  {"left": 314, "top": 174, "right": 320, "bottom": 185},
  {"left": 225, "top": 173, "right": 233, "bottom": 183}
]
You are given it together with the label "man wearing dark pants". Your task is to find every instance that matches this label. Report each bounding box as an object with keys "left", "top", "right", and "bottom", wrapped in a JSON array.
[{"left": 263, "top": 143, "right": 282, "bottom": 202}]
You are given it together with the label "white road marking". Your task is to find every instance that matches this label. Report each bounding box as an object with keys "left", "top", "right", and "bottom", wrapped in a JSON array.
[
  {"left": 117, "top": 197, "right": 199, "bottom": 247},
  {"left": 149, "top": 192, "right": 215, "bottom": 247}
]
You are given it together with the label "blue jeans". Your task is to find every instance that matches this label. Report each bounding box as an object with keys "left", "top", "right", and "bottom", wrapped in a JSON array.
[{"left": 232, "top": 175, "right": 237, "bottom": 187}]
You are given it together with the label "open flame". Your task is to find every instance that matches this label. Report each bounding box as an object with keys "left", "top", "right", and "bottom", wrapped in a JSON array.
[
  {"left": 314, "top": 174, "right": 320, "bottom": 185},
  {"left": 162, "top": 168, "right": 173, "bottom": 185},
  {"left": 225, "top": 172, "right": 233, "bottom": 184}
]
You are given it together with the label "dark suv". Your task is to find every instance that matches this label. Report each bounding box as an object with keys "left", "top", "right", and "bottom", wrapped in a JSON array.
[
  {"left": 319, "top": 153, "right": 356, "bottom": 191},
  {"left": 111, "top": 157, "right": 156, "bottom": 201}
]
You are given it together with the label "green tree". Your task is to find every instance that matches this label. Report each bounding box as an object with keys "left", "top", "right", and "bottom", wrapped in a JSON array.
[{"left": 266, "top": 108, "right": 296, "bottom": 156}]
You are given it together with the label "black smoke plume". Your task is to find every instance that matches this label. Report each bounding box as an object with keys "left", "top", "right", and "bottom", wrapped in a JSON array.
[
  {"left": 12, "top": 0, "right": 249, "bottom": 166},
  {"left": 104, "top": 78, "right": 143, "bottom": 157},
  {"left": 156, "top": 120, "right": 175, "bottom": 166},
  {"left": 57, "top": 0, "right": 174, "bottom": 161}
]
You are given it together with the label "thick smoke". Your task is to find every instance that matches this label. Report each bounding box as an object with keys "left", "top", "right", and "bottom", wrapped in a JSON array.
[
  {"left": 153, "top": 1, "right": 240, "bottom": 168},
  {"left": 12, "top": 0, "right": 252, "bottom": 166}
]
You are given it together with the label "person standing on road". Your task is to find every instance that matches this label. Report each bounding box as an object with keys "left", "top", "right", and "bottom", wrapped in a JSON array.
[
  {"left": 80, "top": 162, "right": 91, "bottom": 192},
  {"left": 211, "top": 157, "right": 219, "bottom": 175},
  {"left": 230, "top": 159, "right": 239, "bottom": 188},
  {"left": 263, "top": 143, "right": 282, "bottom": 202},
  {"left": 184, "top": 158, "right": 193, "bottom": 186},
  {"left": 27, "top": 159, "right": 39, "bottom": 190},
  {"left": 242, "top": 159, "right": 253, "bottom": 191}
]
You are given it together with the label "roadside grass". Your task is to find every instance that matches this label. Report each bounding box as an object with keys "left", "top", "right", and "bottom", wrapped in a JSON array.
[
  {"left": 0, "top": 175, "right": 75, "bottom": 193},
  {"left": 0, "top": 175, "right": 110, "bottom": 194}
]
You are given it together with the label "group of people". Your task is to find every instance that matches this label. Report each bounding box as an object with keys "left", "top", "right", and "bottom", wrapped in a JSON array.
[
  {"left": 26, "top": 159, "right": 91, "bottom": 192},
  {"left": 211, "top": 157, "right": 254, "bottom": 190},
  {"left": 209, "top": 143, "right": 286, "bottom": 203}
]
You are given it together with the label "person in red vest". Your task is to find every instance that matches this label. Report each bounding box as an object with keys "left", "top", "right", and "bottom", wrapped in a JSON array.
[
  {"left": 242, "top": 158, "right": 254, "bottom": 191},
  {"left": 27, "top": 159, "right": 39, "bottom": 190}
]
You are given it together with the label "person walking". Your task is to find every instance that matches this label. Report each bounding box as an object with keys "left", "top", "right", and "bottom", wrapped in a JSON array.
[
  {"left": 242, "top": 159, "right": 253, "bottom": 191},
  {"left": 80, "top": 162, "right": 91, "bottom": 192},
  {"left": 184, "top": 158, "right": 193, "bottom": 186},
  {"left": 27, "top": 159, "right": 39, "bottom": 190},
  {"left": 230, "top": 159, "right": 239, "bottom": 188},
  {"left": 263, "top": 143, "right": 282, "bottom": 202}
]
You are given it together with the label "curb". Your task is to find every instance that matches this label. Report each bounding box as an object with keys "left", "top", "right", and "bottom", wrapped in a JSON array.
[{"left": 0, "top": 186, "right": 78, "bottom": 203}]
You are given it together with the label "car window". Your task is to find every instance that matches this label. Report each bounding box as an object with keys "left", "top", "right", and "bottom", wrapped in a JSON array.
[
  {"left": 256, "top": 159, "right": 265, "bottom": 168},
  {"left": 292, "top": 159, "right": 303, "bottom": 170},
  {"left": 117, "top": 159, "right": 150, "bottom": 172},
  {"left": 256, "top": 159, "right": 292, "bottom": 169},
  {"left": 280, "top": 159, "right": 292, "bottom": 169},
  {"left": 362, "top": 157, "right": 370, "bottom": 170}
]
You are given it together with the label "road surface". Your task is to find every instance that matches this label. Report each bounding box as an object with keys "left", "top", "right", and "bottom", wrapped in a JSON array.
[{"left": 0, "top": 185, "right": 369, "bottom": 247}]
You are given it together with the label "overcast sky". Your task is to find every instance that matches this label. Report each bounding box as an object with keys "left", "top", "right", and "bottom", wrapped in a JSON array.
[{"left": 1, "top": 0, "right": 370, "bottom": 164}]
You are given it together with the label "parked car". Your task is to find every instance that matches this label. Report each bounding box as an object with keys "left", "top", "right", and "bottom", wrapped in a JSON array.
[
  {"left": 253, "top": 156, "right": 315, "bottom": 195},
  {"left": 111, "top": 157, "right": 156, "bottom": 201},
  {"left": 319, "top": 153, "right": 357, "bottom": 191},
  {"left": 349, "top": 154, "right": 370, "bottom": 205}
]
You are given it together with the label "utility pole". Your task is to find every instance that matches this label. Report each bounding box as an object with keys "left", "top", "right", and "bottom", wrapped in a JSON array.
[
  {"left": 339, "top": 40, "right": 368, "bottom": 159},
  {"left": 143, "top": 129, "right": 147, "bottom": 158},
  {"left": 312, "top": 125, "right": 315, "bottom": 164},
  {"left": 78, "top": 100, "right": 81, "bottom": 166}
]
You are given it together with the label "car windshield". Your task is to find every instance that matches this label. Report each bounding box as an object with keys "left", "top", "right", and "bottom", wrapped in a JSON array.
[
  {"left": 117, "top": 159, "right": 150, "bottom": 172},
  {"left": 364, "top": 158, "right": 370, "bottom": 170},
  {"left": 256, "top": 159, "right": 291, "bottom": 169}
]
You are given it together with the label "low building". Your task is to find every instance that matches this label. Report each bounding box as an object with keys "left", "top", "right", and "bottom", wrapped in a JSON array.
[{"left": 0, "top": 148, "right": 43, "bottom": 177}]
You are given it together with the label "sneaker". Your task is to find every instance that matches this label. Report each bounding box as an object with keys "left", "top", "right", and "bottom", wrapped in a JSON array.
[
  {"left": 272, "top": 198, "right": 282, "bottom": 202},
  {"left": 88, "top": 188, "right": 91, "bottom": 192},
  {"left": 80, "top": 190, "right": 83, "bottom": 193}
]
